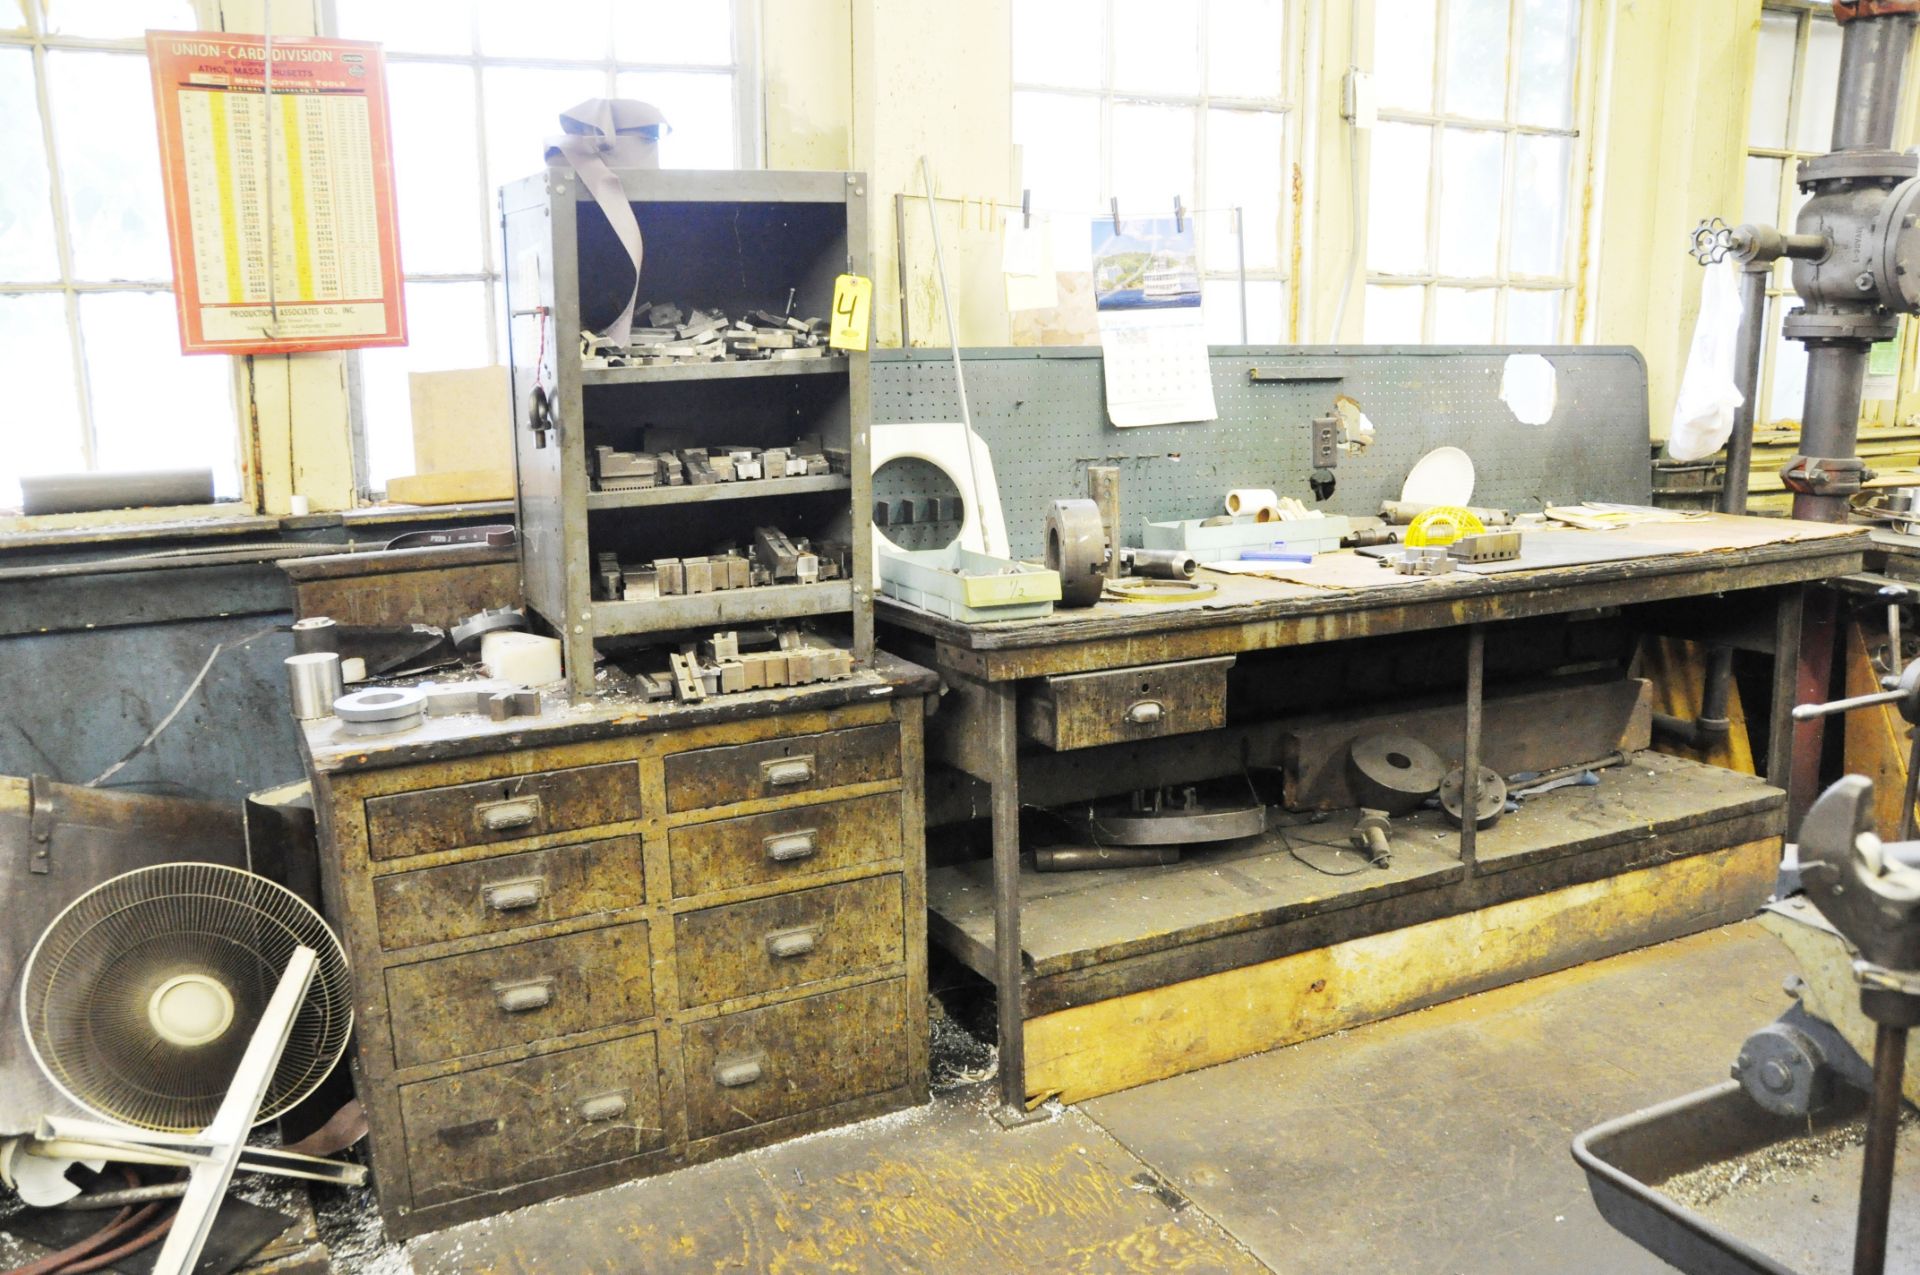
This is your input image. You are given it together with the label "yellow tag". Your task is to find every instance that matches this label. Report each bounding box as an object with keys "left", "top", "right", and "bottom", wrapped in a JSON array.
[{"left": 829, "top": 274, "right": 872, "bottom": 351}]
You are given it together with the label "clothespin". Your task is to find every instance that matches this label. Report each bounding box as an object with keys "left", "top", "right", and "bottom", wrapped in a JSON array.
[
  {"left": 1173, "top": 196, "right": 1185, "bottom": 233},
  {"left": 1111, "top": 196, "right": 1121, "bottom": 233},
  {"left": 1021, "top": 189, "right": 1032, "bottom": 229}
]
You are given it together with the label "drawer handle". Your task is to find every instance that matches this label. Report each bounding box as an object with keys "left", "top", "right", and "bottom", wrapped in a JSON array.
[
  {"left": 764, "top": 925, "right": 820, "bottom": 959},
  {"left": 576, "top": 1090, "right": 631, "bottom": 1123},
  {"left": 476, "top": 795, "right": 542, "bottom": 832},
  {"left": 493, "top": 976, "right": 554, "bottom": 1013},
  {"left": 1125, "top": 699, "right": 1164, "bottom": 725},
  {"left": 713, "top": 1053, "right": 766, "bottom": 1088},
  {"left": 436, "top": 1117, "right": 502, "bottom": 1148},
  {"left": 762, "top": 756, "right": 816, "bottom": 787},
  {"left": 482, "top": 876, "right": 547, "bottom": 912},
  {"left": 763, "top": 829, "right": 819, "bottom": 862}
]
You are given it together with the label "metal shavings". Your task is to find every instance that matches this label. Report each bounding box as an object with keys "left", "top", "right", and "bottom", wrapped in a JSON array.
[{"left": 1657, "top": 1110, "right": 1918, "bottom": 1210}]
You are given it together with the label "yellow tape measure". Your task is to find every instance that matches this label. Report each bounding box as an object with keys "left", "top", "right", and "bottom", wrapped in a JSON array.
[{"left": 1404, "top": 506, "right": 1485, "bottom": 547}]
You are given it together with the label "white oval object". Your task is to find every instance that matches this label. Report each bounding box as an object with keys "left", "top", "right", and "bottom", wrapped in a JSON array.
[
  {"left": 1225, "top": 488, "right": 1279, "bottom": 516},
  {"left": 1400, "top": 446, "right": 1476, "bottom": 508}
]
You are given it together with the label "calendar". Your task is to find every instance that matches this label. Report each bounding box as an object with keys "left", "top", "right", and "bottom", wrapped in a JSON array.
[{"left": 1090, "top": 215, "right": 1217, "bottom": 428}]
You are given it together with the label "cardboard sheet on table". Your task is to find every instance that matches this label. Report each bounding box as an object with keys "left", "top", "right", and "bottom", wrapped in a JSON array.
[{"left": 1355, "top": 529, "right": 1703, "bottom": 574}]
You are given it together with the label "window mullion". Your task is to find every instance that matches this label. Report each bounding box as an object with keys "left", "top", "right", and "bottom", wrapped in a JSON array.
[{"left": 31, "top": 35, "right": 97, "bottom": 469}]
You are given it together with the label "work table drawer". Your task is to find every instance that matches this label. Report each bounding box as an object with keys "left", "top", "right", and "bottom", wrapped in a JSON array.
[
  {"left": 668, "top": 792, "right": 902, "bottom": 898},
  {"left": 372, "top": 837, "right": 644, "bottom": 951},
  {"left": 673, "top": 875, "right": 905, "bottom": 1008},
  {"left": 365, "top": 762, "right": 643, "bottom": 861},
  {"left": 1020, "top": 656, "right": 1234, "bottom": 751},
  {"left": 663, "top": 724, "right": 899, "bottom": 812}
]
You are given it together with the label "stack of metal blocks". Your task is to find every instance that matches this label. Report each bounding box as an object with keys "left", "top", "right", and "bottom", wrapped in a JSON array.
[{"left": 581, "top": 303, "right": 835, "bottom": 369}]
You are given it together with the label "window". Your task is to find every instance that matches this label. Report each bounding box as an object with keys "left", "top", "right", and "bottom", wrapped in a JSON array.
[
  {"left": 331, "top": 1, "right": 756, "bottom": 493},
  {"left": 0, "top": 2, "right": 240, "bottom": 512},
  {"left": 1010, "top": 0, "right": 1294, "bottom": 343},
  {"left": 1362, "top": 0, "right": 1585, "bottom": 344},
  {"left": 1743, "top": 3, "right": 1843, "bottom": 428}
]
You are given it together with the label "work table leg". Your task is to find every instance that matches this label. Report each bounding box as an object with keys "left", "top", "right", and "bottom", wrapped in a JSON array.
[
  {"left": 984, "top": 678, "right": 1045, "bottom": 1125},
  {"left": 1460, "top": 623, "right": 1485, "bottom": 867}
]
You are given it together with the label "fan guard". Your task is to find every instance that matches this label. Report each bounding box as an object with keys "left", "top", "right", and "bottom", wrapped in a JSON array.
[{"left": 19, "top": 863, "right": 352, "bottom": 1133}]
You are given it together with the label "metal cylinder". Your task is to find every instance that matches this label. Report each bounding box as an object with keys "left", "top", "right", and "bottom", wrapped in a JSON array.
[
  {"left": 291, "top": 616, "right": 339, "bottom": 655},
  {"left": 19, "top": 468, "right": 215, "bottom": 516},
  {"left": 286, "top": 652, "right": 344, "bottom": 721},
  {"left": 1124, "top": 548, "right": 1198, "bottom": 580},
  {"left": 1721, "top": 267, "right": 1770, "bottom": 517},
  {"left": 1033, "top": 846, "right": 1181, "bottom": 872},
  {"left": 1794, "top": 344, "right": 1871, "bottom": 522},
  {"left": 1833, "top": 14, "right": 1917, "bottom": 152}
]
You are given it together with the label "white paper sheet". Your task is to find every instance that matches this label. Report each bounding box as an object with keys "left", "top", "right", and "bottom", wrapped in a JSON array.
[{"left": 1003, "top": 219, "right": 1058, "bottom": 312}]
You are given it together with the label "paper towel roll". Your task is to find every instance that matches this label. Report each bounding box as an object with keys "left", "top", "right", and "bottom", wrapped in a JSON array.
[{"left": 1225, "top": 488, "right": 1278, "bottom": 516}]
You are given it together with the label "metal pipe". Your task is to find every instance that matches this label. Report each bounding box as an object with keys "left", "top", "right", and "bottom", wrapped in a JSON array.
[
  {"left": 1460, "top": 624, "right": 1484, "bottom": 868},
  {"left": 1833, "top": 15, "right": 1917, "bottom": 152},
  {"left": 1853, "top": 1022, "right": 1908, "bottom": 1275},
  {"left": 1722, "top": 265, "right": 1770, "bottom": 517},
  {"left": 1795, "top": 344, "right": 1872, "bottom": 523}
]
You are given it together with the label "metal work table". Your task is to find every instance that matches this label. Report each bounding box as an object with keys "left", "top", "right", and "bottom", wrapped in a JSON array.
[{"left": 877, "top": 514, "right": 1868, "bottom": 1124}]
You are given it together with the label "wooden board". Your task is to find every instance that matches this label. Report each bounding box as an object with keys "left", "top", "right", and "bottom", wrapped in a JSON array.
[
  {"left": 385, "top": 468, "right": 515, "bottom": 505},
  {"left": 1022, "top": 836, "right": 1780, "bottom": 1106}
]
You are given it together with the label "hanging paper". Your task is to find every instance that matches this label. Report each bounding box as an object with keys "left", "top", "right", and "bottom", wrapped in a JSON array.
[
  {"left": 1090, "top": 215, "right": 1217, "bottom": 427},
  {"left": 1003, "top": 218, "right": 1058, "bottom": 312}
]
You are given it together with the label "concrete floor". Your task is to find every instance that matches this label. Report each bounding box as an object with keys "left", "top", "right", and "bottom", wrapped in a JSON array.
[{"left": 391, "top": 921, "right": 1796, "bottom": 1275}]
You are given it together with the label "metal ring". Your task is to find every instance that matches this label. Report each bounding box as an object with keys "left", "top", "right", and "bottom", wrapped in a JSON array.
[
  {"left": 334, "top": 687, "right": 426, "bottom": 723},
  {"left": 451, "top": 607, "right": 527, "bottom": 652}
]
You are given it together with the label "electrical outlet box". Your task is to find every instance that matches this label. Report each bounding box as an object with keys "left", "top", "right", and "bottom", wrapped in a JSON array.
[{"left": 1343, "top": 68, "right": 1377, "bottom": 128}]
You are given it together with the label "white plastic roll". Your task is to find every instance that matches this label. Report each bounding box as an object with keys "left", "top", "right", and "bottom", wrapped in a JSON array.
[
  {"left": 482, "top": 631, "right": 563, "bottom": 685},
  {"left": 1225, "top": 488, "right": 1279, "bottom": 516}
]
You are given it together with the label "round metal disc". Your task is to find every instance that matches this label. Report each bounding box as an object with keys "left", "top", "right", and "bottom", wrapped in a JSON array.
[
  {"left": 334, "top": 687, "right": 426, "bottom": 722},
  {"left": 1348, "top": 733, "right": 1446, "bottom": 815},
  {"left": 1045, "top": 498, "right": 1109, "bottom": 607},
  {"left": 1439, "top": 765, "right": 1507, "bottom": 829},
  {"left": 451, "top": 606, "right": 527, "bottom": 652},
  {"left": 1085, "top": 802, "right": 1267, "bottom": 845},
  {"left": 1107, "top": 578, "right": 1218, "bottom": 603}
]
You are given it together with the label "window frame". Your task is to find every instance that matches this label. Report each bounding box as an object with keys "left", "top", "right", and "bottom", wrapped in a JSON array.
[
  {"left": 327, "top": 0, "right": 762, "bottom": 498},
  {"left": 1362, "top": 0, "right": 1597, "bottom": 345},
  {"left": 1009, "top": 0, "right": 1303, "bottom": 341}
]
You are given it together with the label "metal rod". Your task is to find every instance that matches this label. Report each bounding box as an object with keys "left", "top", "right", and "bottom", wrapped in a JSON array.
[
  {"left": 892, "top": 192, "right": 911, "bottom": 348},
  {"left": 1461, "top": 623, "right": 1485, "bottom": 867},
  {"left": 917, "top": 157, "right": 989, "bottom": 522},
  {"left": 1236, "top": 205, "right": 1248, "bottom": 343},
  {"left": 59, "top": 1182, "right": 190, "bottom": 1210},
  {"left": 1853, "top": 1022, "right": 1908, "bottom": 1275},
  {"left": 1721, "top": 265, "right": 1769, "bottom": 517},
  {"left": 1902, "top": 729, "right": 1920, "bottom": 844},
  {"left": 1792, "top": 686, "right": 1907, "bottom": 721}
]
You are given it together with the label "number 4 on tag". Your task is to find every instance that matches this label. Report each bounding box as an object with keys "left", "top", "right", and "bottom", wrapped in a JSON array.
[{"left": 829, "top": 274, "right": 872, "bottom": 351}]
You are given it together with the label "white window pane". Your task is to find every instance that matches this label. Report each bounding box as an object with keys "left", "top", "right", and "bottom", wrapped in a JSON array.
[
  {"left": 0, "top": 294, "right": 84, "bottom": 509},
  {"left": 1365, "top": 285, "right": 1424, "bottom": 342},
  {"left": 1510, "top": 133, "right": 1568, "bottom": 277},
  {"left": 614, "top": 7, "right": 732, "bottom": 64},
  {"left": 1014, "top": 93, "right": 1101, "bottom": 212},
  {"left": 1767, "top": 297, "right": 1807, "bottom": 424},
  {"left": 1203, "top": 278, "right": 1283, "bottom": 344},
  {"left": 615, "top": 71, "right": 735, "bottom": 169},
  {"left": 1437, "top": 127, "right": 1502, "bottom": 278},
  {"left": 1795, "top": 19, "right": 1843, "bottom": 154},
  {"left": 0, "top": 48, "right": 59, "bottom": 283},
  {"left": 362, "top": 282, "right": 493, "bottom": 492},
  {"left": 1013, "top": 0, "right": 1104, "bottom": 89},
  {"left": 478, "top": 0, "right": 610, "bottom": 60},
  {"left": 1111, "top": 102, "right": 1195, "bottom": 206},
  {"left": 1445, "top": 0, "right": 1509, "bottom": 119},
  {"left": 483, "top": 66, "right": 607, "bottom": 197},
  {"left": 81, "top": 291, "right": 238, "bottom": 496},
  {"left": 1505, "top": 288, "right": 1561, "bottom": 343},
  {"left": 43, "top": 0, "right": 193, "bottom": 37},
  {"left": 1205, "top": 110, "right": 1282, "bottom": 270},
  {"left": 1515, "top": 0, "right": 1577, "bottom": 129},
  {"left": 1749, "top": 11, "right": 1797, "bottom": 149},
  {"left": 1367, "top": 123, "right": 1432, "bottom": 275},
  {"left": 3, "top": 1, "right": 27, "bottom": 32},
  {"left": 1207, "top": 0, "right": 1284, "bottom": 99},
  {"left": 1433, "top": 286, "right": 1495, "bottom": 342},
  {"left": 385, "top": 63, "right": 485, "bottom": 275},
  {"left": 1743, "top": 155, "right": 1783, "bottom": 229},
  {"left": 333, "top": 0, "right": 474, "bottom": 54},
  {"left": 1374, "top": 0, "right": 1437, "bottom": 113},
  {"left": 45, "top": 51, "right": 171, "bottom": 282},
  {"left": 1114, "top": 0, "right": 1201, "bottom": 96}
]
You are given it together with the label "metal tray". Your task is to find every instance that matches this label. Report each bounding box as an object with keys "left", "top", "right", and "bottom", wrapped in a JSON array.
[{"left": 1573, "top": 1079, "right": 1920, "bottom": 1275}]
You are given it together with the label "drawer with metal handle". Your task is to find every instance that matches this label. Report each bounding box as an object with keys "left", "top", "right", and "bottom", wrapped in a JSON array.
[
  {"left": 1019, "top": 656, "right": 1235, "bottom": 751},
  {"left": 372, "top": 836, "right": 644, "bottom": 951},
  {"left": 667, "top": 792, "right": 903, "bottom": 898},
  {"left": 682, "top": 979, "right": 908, "bottom": 1140},
  {"left": 364, "top": 761, "right": 643, "bottom": 861},
  {"left": 384, "top": 920, "right": 653, "bottom": 1069},
  {"left": 662, "top": 724, "right": 900, "bottom": 813},
  {"left": 672, "top": 874, "right": 904, "bottom": 1008},
  {"left": 399, "top": 1031, "right": 664, "bottom": 1208}
]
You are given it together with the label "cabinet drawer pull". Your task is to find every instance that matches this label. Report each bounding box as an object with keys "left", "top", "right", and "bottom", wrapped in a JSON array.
[
  {"left": 476, "top": 795, "right": 542, "bottom": 832},
  {"left": 764, "top": 925, "right": 820, "bottom": 959},
  {"left": 713, "top": 1053, "right": 766, "bottom": 1088},
  {"left": 576, "top": 1090, "right": 631, "bottom": 1123},
  {"left": 1124, "top": 699, "right": 1164, "bottom": 725},
  {"left": 763, "top": 829, "right": 819, "bottom": 862},
  {"left": 481, "top": 876, "right": 546, "bottom": 912},
  {"left": 761, "top": 756, "right": 815, "bottom": 787},
  {"left": 492, "top": 976, "right": 554, "bottom": 1013},
  {"left": 436, "top": 1117, "right": 502, "bottom": 1148}
]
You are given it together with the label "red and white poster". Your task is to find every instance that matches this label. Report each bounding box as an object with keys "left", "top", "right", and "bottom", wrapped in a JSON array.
[{"left": 146, "top": 31, "right": 407, "bottom": 355}]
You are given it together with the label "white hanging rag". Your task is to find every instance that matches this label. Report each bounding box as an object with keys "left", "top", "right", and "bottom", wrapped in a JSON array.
[
  {"left": 545, "top": 99, "right": 668, "bottom": 347},
  {"left": 1667, "top": 259, "right": 1748, "bottom": 463}
]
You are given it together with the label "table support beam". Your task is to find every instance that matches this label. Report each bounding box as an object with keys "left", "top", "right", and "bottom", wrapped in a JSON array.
[
  {"left": 1460, "top": 623, "right": 1485, "bottom": 868},
  {"left": 1769, "top": 584, "right": 1806, "bottom": 809}
]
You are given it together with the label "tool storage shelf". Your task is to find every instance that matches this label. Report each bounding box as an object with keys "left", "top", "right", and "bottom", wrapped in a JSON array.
[{"left": 502, "top": 167, "right": 873, "bottom": 697}]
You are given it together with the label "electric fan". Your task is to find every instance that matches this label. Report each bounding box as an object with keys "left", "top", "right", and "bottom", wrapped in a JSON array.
[{"left": 17, "top": 862, "right": 353, "bottom": 1134}]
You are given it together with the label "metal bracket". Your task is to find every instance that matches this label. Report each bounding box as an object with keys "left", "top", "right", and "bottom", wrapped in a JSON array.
[{"left": 28, "top": 773, "right": 54, "bottom": 875}]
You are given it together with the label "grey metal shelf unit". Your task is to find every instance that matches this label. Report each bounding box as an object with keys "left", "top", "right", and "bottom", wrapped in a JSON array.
[{"left": 501, "top": 167, "right": 874, "bottom": 697}]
